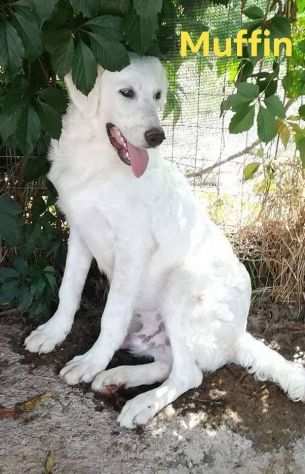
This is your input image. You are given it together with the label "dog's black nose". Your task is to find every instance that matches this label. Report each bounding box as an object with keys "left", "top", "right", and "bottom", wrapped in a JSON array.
[{"left": 144, "top": 127, "right": 165, "bottom": 147}]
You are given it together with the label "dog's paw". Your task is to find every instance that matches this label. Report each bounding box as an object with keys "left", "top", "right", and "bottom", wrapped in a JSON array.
[
  {"left": 92, "top": 367, "right": 129, "bottom": 393},
  {"left": 24, "top": 318, "right": 71, "bottom": 354},
  {"left": 117, "top": 391, "right": 161, "bottom": 429},
  {"left": 286, "top": 364, "right": 305, "bottom": 402},
  {"left": 60, "top": 351, "right": 105, "bottom": 385}
]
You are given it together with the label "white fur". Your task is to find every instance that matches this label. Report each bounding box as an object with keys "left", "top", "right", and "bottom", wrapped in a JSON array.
[{"left": 25, "top": 56, "right": 305, "bottom": 428}]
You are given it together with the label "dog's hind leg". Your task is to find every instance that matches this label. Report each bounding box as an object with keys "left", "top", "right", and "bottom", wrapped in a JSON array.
[
  {"left": 118, "top": 279, "right": 204, "bottom": 428},
  {"left": 118, "top": 378, "right": 196, "bottom": 428},
  {"left": 92, "top": 360, "right": 171, "bottom": 393},
  {"left": 25, "top": 229, "right": 92, "bottom": 353},
  {"left": 92, "top": 315, "right": 172, "bottom": 392},
  {"left": 235, "top": 332, "right": 305, "bottom": 401}
]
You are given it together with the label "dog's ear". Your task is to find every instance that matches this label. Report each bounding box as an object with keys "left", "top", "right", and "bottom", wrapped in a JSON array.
[{"left": 64, "top": 66, "right": 104, "bottom": 117}]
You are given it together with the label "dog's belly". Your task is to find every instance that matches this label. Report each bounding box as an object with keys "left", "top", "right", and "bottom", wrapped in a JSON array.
[{"left": 122, "top": 311, "right": 171, "bottom": 361}]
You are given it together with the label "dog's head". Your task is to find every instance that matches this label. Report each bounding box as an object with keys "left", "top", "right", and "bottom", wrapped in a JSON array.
[{"left": 64, "top": 55, "right": 168, "bottom": 177}]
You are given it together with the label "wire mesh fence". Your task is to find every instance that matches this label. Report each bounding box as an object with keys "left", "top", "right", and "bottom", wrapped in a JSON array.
[
  {"left": 161, "top": 2, "right": 303, "bottom": 232},
  {"left": 1, "top": 2, "right": 305, "bottom": 308}
]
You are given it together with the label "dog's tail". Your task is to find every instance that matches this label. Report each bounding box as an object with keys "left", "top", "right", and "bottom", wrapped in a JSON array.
[{"left": 235, "top": 332, "right": 305, "bottom": 402}]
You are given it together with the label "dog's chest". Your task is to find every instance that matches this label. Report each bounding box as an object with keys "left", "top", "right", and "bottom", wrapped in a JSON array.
[{"left": 59, "top": 188, "right": 118, "bottom": 277}]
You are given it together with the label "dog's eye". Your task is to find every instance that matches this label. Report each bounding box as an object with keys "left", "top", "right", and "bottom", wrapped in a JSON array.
[
  {"left": 154, "top": 90, "right": 162, "bottom": 100},
  {"left": 119, "top": 88, "right": 135, "bottom": 99}
]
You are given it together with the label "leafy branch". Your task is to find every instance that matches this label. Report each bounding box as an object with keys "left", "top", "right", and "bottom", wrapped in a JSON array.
[{"left": 0, "top": 0, "right": 305, "bottom": 318}]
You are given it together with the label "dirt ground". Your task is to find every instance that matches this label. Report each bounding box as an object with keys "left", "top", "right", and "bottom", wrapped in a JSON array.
[{"left": 1, "top": 300, "right": 305, "bottom": 473}]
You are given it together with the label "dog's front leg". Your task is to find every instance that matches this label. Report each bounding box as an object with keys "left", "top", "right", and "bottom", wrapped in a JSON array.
[
  {"left": 25, "top": 228, "right": 92, "bottom": 353},
  {"left": 60, "top": 237, "right": 147, "bottom": 385}
]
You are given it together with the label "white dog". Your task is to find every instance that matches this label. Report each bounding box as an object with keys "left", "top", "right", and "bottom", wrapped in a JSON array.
[{"left": 25, "top": 55, "right": 305, "bottom": 428}]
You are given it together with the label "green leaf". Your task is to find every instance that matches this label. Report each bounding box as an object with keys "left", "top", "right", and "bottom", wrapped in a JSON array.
[
  {"left": 296, "top": 135, "right": 305, "bottom": 167},
  {"left": 13, "top": 6, "right": 42, "bottom": 60},
  {"left": 37, "top": 87, "right": 67, "bottom": 138},
  {"left": 232, "top": 58, "right": 256, "bottom": 82},
  {"left": 229, "top": 96, "right": 250, "bottom": 112},
  {"left": 0, "top": 280, "right": 19, "bottom": 304},
  {"left": 257, "top": 106, "right": 277, "bottom": 143},
  {"left": 44, "top": 265, "right": 56, "bottom": 273},
  {"left": 265, "top": 95, "right": 285, "bottom": 119},
  {"left": 242, "top": 20, "right": 263, "bottom": 35},
  {"left": 124, "top": 9, "right": 158, "bottom": 54},
  {"left": 297, "top": 0, "right": 305, "bottom": 13},
  {"left": 0, "top": 267, "right": 19, "bottom": 282},
  {"left": 243, "top": 162, "right": 260, "bottom": 180},
  {"left": 133, "top": 0, "right": 163, "bottom": 17},
  {"left": 18, "top": 288, "right": 34, "bottom": 312},
  {"left": 83, "top": 15, "right": 123, "bottom": 41},
  {"left": 0, "top": 21, "right": 24, "bottom": 73},
  {"left": 13, "top": 256, "right": 28, "bottom": 274},
  {"left": 297, "top": 39, "right": 305, "bottom": 54},
  {"left": 44, "top": 0, "right": 74, "bottom": 28},
  {"left": 0, "top": 213, "right": 22, "bottom": 245},
  {"left": 0, "top": 92, "right": 23, "bottom": 142},
  {"left": 30, "top": 0, "right": 59, "bottom": 24},
  {"left": 299, "top": 105, "right": 305, "bottom": 120},
  {"left": 0, "top": 199, "right": 22, "bottom": 250},
  {"left": 23, "top": 156, "right": 50, "bottom": 182},
  {"left": 229, "top": 105, "right": 255, "bottom": 134},
  {"left": 31, "top": 196, "right": 46, "bottom": 222},
  {"left": 269, "top": 16, "right": 291, "bottom": 38},
  {"left": 36, "top": 101, "right": 62, "bottom": 138},
  {"left": 16, "top": 105, "right": 41, "bottom": 154},
  {"left": 44, "top": 30, "right": 74, "bottom": 78},
  {"left": 44, "top": 451, "right": 56, "bottom": 474},
  {"left": 72, "top": 40, "right": 97, "bottom": 95},
  {"left": 31, "top": 276, "right": 46, "bottom": 297},
  {"left": 89, "top": 34, "right": 129, "bottom": 71},
  {"left": 283, "top": 70, "right": 305, "bottom": 99},
  {"left": 99, "top": 0, "right": 131, "bottom": 15},
  {"left": 243, "top": 6, "right": 264, "bottom": 19},
  {"left": 163, "top": 88, "right": 182, "bottom": 126},
  {"left": 243, "top": 161, "right": 261, "bottom": 181},
  {"left": 69, "top": 0, "right": 101, "bottom": 16},
  {"left": 0, "top": 194, "right": 21, "bottom": 216},
  {"left": 38, "top": 87, "right": 68, "bottom": 114},
  {"left": 44, "top": 266, "right": 57, "bottom": 290},
  {"left": 237, "top": 82, "right": 260, "bottom": 101},
  {"left": 265, "top": 80, "right": 278, "bottom": 98},
  {"left": 0, "top": 110, "right": 22, "bottom": 142},
  {"left": 225, "top": 88, "right": 257, "bottom": 113}
]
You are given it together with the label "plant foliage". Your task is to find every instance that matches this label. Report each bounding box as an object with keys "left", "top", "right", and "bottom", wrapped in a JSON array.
[
  {"left": 0, "top": 0, "right": 304, "bottom": 318},
  {"left": 221, "top": 1, "right": 305, "bottom": 167}
]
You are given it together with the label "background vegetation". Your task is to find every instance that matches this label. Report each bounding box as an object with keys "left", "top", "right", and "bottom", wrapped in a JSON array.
[{"left": 0, "top": 0, "right": 304, "bottom": 318}]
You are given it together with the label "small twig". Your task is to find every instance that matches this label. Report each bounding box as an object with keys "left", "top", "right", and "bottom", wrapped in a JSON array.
[
  {"left": 186, "top": 139, "right": 260, "bottom": 179},
  {"left": 186, "top": 98, "right": 295, "bottom": 180}
]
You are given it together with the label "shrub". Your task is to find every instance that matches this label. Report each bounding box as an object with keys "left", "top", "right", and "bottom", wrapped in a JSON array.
[{"left": 0, "top": 0, "right": 304, "bottom": 318}]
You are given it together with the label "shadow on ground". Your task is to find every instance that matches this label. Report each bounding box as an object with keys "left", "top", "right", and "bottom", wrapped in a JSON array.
[{"left": 1, "top": 301, "right": 305, "bottom": 473}]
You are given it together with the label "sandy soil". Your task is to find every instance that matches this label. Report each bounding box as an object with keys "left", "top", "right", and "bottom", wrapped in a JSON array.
[{"left": 1, "top": 301, "right": 305, "bottom": 473}]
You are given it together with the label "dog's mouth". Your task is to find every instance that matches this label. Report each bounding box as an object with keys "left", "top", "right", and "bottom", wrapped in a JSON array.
[{"left": 106, "top": 123, "right": 149, "bottom": 178}]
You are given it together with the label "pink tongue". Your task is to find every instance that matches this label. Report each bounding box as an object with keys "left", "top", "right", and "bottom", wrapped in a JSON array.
[{"left": 127, "top": 142, "right": 149, "bottom": 178}]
